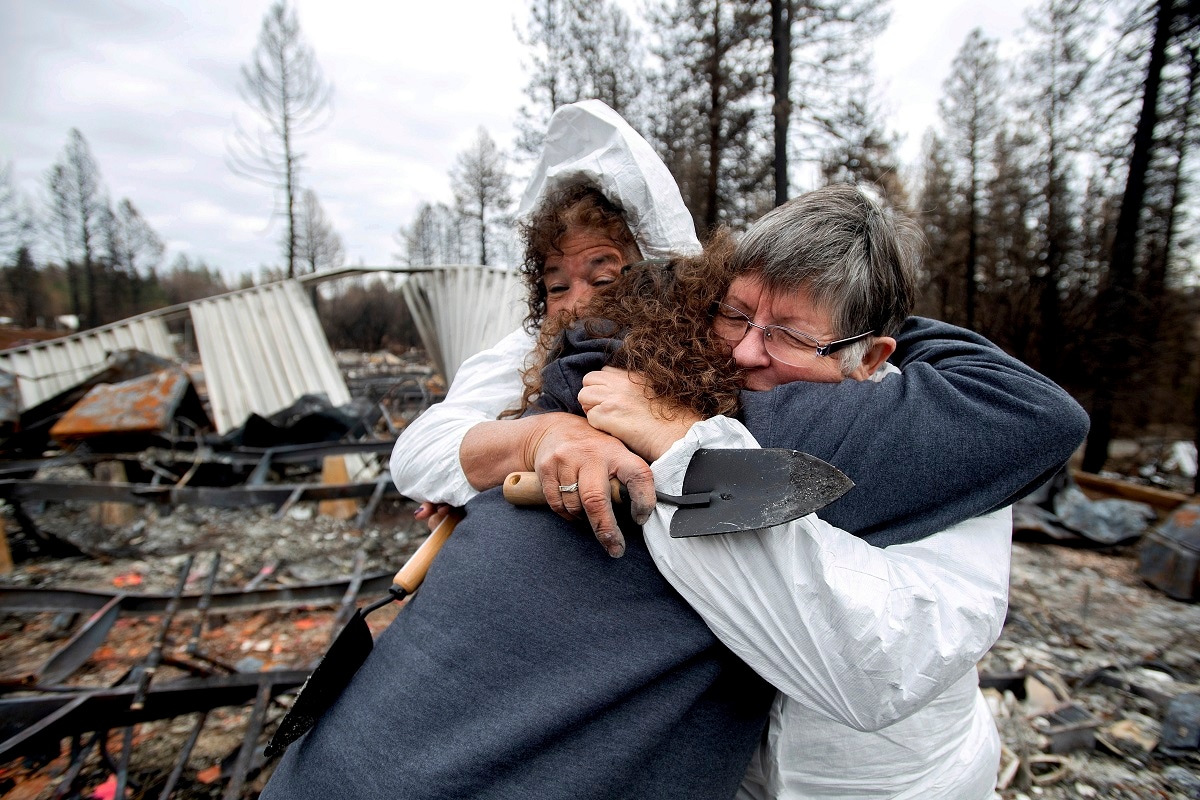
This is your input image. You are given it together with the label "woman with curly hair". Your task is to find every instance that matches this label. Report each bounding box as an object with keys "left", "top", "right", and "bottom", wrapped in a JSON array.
[
  {"left": 265, "top": 232, "right": 777, "bottom": 800},
  {"left": 514, "top": 230, "right": 742, "bottom": 424}
]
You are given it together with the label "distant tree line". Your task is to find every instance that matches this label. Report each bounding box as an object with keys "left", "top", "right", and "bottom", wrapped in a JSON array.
[
  {"left": 0, "top": 134, "right": 229, "bottom": 331},
  {"left": 399, "top": 0, "right": 1200, "bottom": 473}
]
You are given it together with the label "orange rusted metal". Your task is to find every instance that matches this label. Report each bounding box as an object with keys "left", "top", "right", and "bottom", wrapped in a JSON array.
[{"left": 49, "top": 369, "right": 191, "bottom": 441}]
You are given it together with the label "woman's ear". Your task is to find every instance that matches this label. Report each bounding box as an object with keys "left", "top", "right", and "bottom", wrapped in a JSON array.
[{"left": 850, "top": 337, "right": 897, "bottom": 380}]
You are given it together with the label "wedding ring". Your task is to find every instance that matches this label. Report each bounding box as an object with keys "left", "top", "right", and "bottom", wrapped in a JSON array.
[{"left": 558, "top": 482, "right": 579, "bottom": 493}]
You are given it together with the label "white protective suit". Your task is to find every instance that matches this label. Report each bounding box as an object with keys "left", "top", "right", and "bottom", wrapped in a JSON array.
[
  {"left": 649, "top": 412, "right": 1006, "bottom": 800},
  {"left": 389, "top": 100, "right": 1005, "bottom": 799}
]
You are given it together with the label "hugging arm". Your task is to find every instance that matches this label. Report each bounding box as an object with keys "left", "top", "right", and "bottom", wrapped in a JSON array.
[
  {"left": 738, "top": 316, "right": 1089, "bottom": 545},
  {"left": 584, "top": 318, "right": 1086, "bottom": 726},
  {"left": 390, "top": 327, "right": 654, "bottom": 552}
]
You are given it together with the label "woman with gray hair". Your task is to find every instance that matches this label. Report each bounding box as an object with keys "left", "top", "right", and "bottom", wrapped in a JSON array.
[{"left": 579, "top": 184, "right": 1087, "bottom": 798}]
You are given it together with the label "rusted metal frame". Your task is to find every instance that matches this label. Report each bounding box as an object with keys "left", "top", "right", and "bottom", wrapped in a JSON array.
[
  {"left": 51, "top": 732, "right": 100, "bottom": 799},
  {"left": 377, "top": 402, "right": 399, "bottom": 436},
  {"left": 355, "top": 473, "right": 394, "bottom": 529},
  {"left": 182, "top": 553, "right": 241, "bottom": 675},
  {"left": 157, "top": 712, "right": 208, "bottom": 800},
  {"left": 244, "top": 439, "right": 396, "bottom": 486},
  {"left": 272, "top": 486, "right": 307, "bottom": 520},
  {"left": 0, "top": 670, "right": 308, "bottom": 764},
  {"left": 0, "top": 571, "right": 395, "bottom": 615},
  {"left": 114, "top": 557, "right": 194, "bottom": 799},
  {"left": 96, "top": 732, "right": 130, "bottom": 789},
  {"left": 242, "top": 559, "right": 281, "bottom": 591},
  {"left": 0, "top": 438, "right": 394, "bottom": 487},
  {"left": 221, "top": 679, "right": 273, "bottom": 800},
  {"left": 186, "top": 553, "right": 222, "bottom": 657},
  {"left": 331, "top": 550, "right": 368, "bottom": 635},
  {"left": 0, "top": 452, "right": 95, "bottom": 477}
]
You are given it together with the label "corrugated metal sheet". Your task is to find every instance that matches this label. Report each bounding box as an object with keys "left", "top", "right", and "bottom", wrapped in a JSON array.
[
  {"left": 190, "top": 280, "right": 351, "bottom": 435},
  {"left": 401, "top": 266, "right": 526, "bottom": 384},
  {"left": 0, "top": 317, "right": 175, "bottom": 409}
]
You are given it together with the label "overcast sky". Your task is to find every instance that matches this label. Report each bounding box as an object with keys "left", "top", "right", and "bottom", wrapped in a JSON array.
[{"left": 0, "top": 0, "right": 1038, "bottom": 281}]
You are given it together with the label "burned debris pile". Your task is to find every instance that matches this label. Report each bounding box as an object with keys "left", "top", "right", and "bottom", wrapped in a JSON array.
[
  {"left": 0, "top": 343, "right": 439, "bottom": 798},
  {"left": 988, "top": 464, "right": 1200, "bottom": 799}
]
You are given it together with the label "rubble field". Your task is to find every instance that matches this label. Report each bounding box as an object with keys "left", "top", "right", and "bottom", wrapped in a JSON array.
[{"left": 0, "top": 481, "right": 1198, "bottom": 799}]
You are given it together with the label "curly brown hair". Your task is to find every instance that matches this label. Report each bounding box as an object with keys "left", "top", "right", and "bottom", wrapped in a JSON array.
[
  {"left": 508, "top": 228, "right": 743, "bottom": 420},
  {"left": 518, "top": 182, "right": 642, "bottom": 331}
]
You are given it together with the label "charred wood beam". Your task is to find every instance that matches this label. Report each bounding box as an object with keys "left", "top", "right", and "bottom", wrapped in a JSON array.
[
  {"left": 0, "top": 439, "right": 397, "bottom": 479},
  {"left": 0, "top": 477, "right": 404, "bottom": 510},
  {"left": 0, "top": 670, "right": 307, "bottom": 764}
]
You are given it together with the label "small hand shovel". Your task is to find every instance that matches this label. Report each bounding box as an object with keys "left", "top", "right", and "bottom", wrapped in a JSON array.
[
  {"left": 264, "top": 510, "right": 462, "bottom": 760},
  {"left": 503, "top": 447, "right": 853, "bottom": 537}
]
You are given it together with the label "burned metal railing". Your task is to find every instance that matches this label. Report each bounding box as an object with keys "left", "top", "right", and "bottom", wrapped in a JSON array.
[{"left": 0, "top": 557, "right": 390, "bottom": 797}]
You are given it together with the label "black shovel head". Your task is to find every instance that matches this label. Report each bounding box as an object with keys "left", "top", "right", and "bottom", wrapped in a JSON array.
[
  {"left": 264, "top": 608, "right": 375, "bottom": 759},
  {"left": 669, "top": 448, "right": 853, "bottom": 538}
]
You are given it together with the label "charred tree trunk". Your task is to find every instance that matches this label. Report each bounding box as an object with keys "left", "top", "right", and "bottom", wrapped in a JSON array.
[
  {"left": 771, "top": 0, "right": 791, "bottom": 207},
  {"left": 1081, "top": 0, "right": 1175, "bottom": 473}
]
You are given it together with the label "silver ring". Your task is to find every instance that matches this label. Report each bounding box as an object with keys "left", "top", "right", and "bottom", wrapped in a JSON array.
[{"left": 558, "top": 482, "right": 579, "bottom": 493}]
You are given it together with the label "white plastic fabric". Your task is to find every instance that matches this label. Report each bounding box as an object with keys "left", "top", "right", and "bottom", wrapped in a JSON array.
[
  {"left": 646, "top": 413, "right": 1006, "bottom": 800},
  {"left": 516, "top": 99, "right": 701, "bottom": 258}
]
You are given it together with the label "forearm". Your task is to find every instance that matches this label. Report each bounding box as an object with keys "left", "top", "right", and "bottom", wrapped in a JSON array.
[
  {"left": 645, "top": 417, "right": 1011, "bottom": 731},
  {"left": 460, "top": 415, "right": 555, "bottom": 490}
]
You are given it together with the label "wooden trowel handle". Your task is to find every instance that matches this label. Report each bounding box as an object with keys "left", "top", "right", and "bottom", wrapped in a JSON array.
[
  {"left": 392, "top": 509, "right": 463, "bottom": 594},
  {"left": 503, "top": 472, "right": 622, "bottom": 505}
]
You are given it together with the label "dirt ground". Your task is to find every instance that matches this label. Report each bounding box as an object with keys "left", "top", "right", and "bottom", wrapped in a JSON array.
[{"left": 1, "top": 494, "right": 1199, "bottom": 799}]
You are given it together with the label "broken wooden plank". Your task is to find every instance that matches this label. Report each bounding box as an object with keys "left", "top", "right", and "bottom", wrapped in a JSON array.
[{"left": 1071, "top": 470, "right": 1194, "bottom": 514}]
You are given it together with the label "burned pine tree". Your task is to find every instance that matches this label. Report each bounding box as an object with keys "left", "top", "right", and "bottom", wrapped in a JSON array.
[
  {"left": 45, "top": 129, "right": 105, "bottom": 329},
  {"left": 450, "top": 128, "right": 512, "bottom": 268},
  {"left": 937, "top": 29, "right": 1003, "bottom": 333},
  {"left": 1084, "top": 0, "right": 1200, "bottom": 473},
  {"left": 228, "top": 0, "right": 332, "bottom": 279},
  {"left": 515, "top": 0, "right": 646, "bottom": 157},
  {"left": 647, "top": 0, "right": 771, "bottom": 234}
]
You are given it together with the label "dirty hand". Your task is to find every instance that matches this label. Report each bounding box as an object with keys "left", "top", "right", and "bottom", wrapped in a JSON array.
[
  {"left": 414, "top": 501, "right": 455, "bottom": 532},
  {"left": 526, "top": 413, "right": 655, "bottom": 559},
  {"left": 578, "top": 367, "right": 701, "bottom": 463}
]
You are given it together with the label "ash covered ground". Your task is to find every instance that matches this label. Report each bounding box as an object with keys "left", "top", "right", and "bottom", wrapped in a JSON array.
[{"left": 1, "top": 483, "right": 1199, "bottom": 798}]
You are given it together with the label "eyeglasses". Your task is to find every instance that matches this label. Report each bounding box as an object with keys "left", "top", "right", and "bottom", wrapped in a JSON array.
[{"left": 710, "top": 302, "right": 874, "bottom": 366}]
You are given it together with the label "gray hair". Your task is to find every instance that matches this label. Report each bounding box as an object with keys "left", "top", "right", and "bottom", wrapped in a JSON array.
[{"left": 730, "top": 184, "right": 921, "bottom": 373}]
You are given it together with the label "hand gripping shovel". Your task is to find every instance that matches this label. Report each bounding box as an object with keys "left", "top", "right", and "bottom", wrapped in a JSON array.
[
  {"left": 264, "top": 510, "right": 462, "bottom": 759},
  {"left": 503, "top": 448, "right": 853, "bottom": 537}
]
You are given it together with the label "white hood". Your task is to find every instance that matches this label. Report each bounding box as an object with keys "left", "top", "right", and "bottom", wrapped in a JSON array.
[{"left": 517, "top": 100, "right": 701, "bottom": 259}]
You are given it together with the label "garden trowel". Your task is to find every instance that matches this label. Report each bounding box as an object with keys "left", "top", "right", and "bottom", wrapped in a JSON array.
[{"left": 502, "top": 447, "right": 854, "bottom": 536}]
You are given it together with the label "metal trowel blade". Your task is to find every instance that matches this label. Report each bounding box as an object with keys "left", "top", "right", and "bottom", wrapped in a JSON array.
[{"left": 669, "top": 448, "right": 853, "bottom": 538}]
